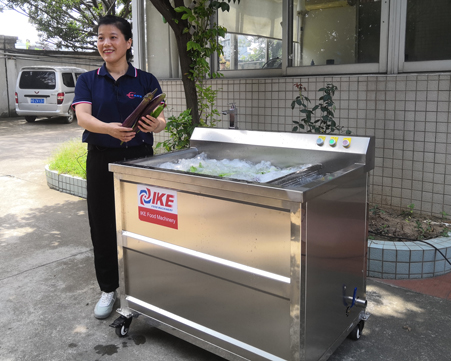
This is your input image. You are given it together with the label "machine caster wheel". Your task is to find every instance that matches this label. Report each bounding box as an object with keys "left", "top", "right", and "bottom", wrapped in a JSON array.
[
  {"left": 110, "top": 315, "right": 133, "bottom": 338},
  {"left": 115, "top": 324, "right": 130, "bottom": 337},
  {"left": 348, "top": 321, "right": 364, "bottom": 341}
]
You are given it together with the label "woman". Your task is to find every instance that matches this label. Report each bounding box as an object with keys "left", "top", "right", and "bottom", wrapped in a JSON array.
[{"left": 73, "top": 15, "right": 166, "bottom": 319}]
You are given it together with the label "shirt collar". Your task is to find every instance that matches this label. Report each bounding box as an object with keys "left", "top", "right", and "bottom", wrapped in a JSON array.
[{"left": 97, "top": 62, "right": 137, "bottom": 78}]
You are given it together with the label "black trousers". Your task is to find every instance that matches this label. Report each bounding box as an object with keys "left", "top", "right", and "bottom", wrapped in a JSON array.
[{"left": 86, "top": 143, "right": 153, "bottom": 292}]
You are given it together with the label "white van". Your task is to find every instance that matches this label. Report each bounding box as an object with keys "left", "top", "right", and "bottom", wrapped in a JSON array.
[{"left": 15, "top": 66, "right": 87, "bottom": 123}]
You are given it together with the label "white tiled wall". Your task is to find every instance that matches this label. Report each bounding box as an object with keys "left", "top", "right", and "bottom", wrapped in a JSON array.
[{"left": 158, "top": 73, "right": 451, "bottom": 217}]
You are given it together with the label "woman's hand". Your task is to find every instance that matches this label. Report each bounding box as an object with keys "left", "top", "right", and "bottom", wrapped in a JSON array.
[
  {"left": 76, "top": 103, "right": 136, "bottom": 143},
  {"left": 137, "top": 115, "right": 160, "bottom": 133},
  {"left": 137, "top": 110, "right": 166, "bottom": 134},
  {"left": 107, "top": 122, "right": 136, "bottom": 143}
]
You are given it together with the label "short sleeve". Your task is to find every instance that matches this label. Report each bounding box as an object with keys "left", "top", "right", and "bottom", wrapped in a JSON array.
[{"left": 73, "top": 73, "right": 92, "bottom": 107}]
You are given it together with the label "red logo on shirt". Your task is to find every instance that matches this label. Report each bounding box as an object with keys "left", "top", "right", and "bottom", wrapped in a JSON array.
[{"left": 126, "top": 92, "right": 143, "bottom": 99}]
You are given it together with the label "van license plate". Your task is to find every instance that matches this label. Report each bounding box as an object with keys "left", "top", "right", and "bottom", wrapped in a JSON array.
[{"left": 31, "top": 98, "right": 44, "bottom": 104}]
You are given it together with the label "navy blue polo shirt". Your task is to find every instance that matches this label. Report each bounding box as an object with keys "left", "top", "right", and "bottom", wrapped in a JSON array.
[{"left": 73, "top": 63, "right": 163, "bottom": 148}]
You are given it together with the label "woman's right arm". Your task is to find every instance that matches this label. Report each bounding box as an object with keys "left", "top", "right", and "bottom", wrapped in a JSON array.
[{"left": 75, "top": 103, "right": 136, "bottom": 144}]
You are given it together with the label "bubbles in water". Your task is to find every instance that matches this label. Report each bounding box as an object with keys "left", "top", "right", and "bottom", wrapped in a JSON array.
[{"left": 158, "top": 153, "right": 312, "bottom": 183}]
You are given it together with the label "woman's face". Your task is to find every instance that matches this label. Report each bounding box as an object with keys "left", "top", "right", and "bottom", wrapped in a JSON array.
[{"left": 97, "top": 24, "right": 131, "bottom": 65}]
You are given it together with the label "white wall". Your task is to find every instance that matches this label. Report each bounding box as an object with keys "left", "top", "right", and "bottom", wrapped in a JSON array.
[
  {"left": 145, "top": 3, "right": 178, "bottom": 78},
  {"left": 156, "top": 73, "right": 451, "bottom": 217}
]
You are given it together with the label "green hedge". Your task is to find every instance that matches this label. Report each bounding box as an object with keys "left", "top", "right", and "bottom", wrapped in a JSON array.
[{"left": 48, "top": 138, "right": 87, "bottom": 179}]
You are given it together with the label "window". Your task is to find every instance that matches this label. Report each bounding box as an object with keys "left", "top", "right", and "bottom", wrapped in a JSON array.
[
  {"left": 218, "top": 0, "right": 283, "bottom": 72},
  {"left": 405, "top": 0, "right": 451, "bottom": 62},
  {"left": 291, "top": 0, "right": 382, "bottom": 67},
  {"left": 219, "top": 34, "right": 282, "bottom": 70},
  {"left": 142, "top": 0, "right": 451, "bottom": 78},
  {"left": 19, "top": 71, "right": 56, "bottom": 89},
  {"left": 62, "top": 73, "right": 75, "bottom": 87}
]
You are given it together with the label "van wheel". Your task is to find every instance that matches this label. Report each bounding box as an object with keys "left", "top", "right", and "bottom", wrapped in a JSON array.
[
  {"left": 65, "top": 108, "right": 75, "bottom": 124},
  {"left": 25, "top": 116, "right": 36, "bottom": 122}
]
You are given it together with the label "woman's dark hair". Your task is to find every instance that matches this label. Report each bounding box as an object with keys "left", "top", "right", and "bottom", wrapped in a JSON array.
[{"left": 96, "top": 15, "right": 133, "bottom": 62}]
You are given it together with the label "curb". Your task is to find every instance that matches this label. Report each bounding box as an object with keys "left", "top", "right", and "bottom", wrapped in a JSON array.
[
  {"left": 45, "top": 165, "right": 87, "bottom": 199},
  {"left": 368, "top": 238, "right": 451, "bottom": 279}
]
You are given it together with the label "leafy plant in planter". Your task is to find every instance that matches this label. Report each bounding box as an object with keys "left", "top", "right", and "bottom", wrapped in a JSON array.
[
  {"left": 291, "top": 83, "right": 351, "bottom": 134},
  {"left": 149, "top": 0, "right": 239, "bottom": 127},
  {"left": 156, "top": 109, "right": 195, "bottom": 152},
  {"left": 175, "top": 0, "right": 226, "bottom": 128},
  {"left": 157, "top": 0, "right": 236, "bottom": 152}
]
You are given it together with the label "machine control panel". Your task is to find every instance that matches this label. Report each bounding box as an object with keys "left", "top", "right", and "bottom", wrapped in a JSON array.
[{"left": 316, "top": 136, "right": 352, "bottom": 149}]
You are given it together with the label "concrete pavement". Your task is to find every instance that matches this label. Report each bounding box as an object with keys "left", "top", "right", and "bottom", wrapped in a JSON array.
[{"left": 1, "top": 116, "right": 450, "bottom": 361}]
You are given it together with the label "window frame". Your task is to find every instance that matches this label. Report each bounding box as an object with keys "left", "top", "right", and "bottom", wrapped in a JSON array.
[
  {"left": 395, "top": 0, "right": 451, "bottom": 74},
  {"left": 216, "top": 0, "right": 390, "bottom": 78},
  {"left": 215, "top": 0, "right": 451, "bottom": 78}
]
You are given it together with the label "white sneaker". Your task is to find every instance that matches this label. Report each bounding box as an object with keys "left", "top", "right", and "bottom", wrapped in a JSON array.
[{"left": 94, "top": 291, "right": 116, "bottom": 319}]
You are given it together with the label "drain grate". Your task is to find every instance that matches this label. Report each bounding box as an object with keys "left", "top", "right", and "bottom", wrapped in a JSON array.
[{"left": 268, "top": 163, "right": 323, "bottom": 188}]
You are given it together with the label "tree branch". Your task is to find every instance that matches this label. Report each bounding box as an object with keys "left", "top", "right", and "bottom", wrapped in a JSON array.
[
  {"left": 78, "top": 0, "right": 100, "bottom": 22},
  {"left": 148, "top": 0, "right": 188, "bottom": 35}
]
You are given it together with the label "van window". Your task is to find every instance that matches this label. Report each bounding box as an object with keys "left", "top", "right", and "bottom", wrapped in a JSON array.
[
  {"left": 19, "top": 71, "right": 56, "bottom": 89},
  {"left": 74, "top": 73, "right": 83, "bottom": 81},
  {"left": 62, "top": 73, "right": 75, "bottom": 87}
]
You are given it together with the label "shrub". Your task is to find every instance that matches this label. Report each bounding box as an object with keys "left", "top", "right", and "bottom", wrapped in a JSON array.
[{"left": 48, "top": 138, "right": 87, "bottom": 179}]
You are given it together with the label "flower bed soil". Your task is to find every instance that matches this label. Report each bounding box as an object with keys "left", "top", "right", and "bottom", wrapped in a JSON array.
[{"left": 368, "top": 205, "right": 450, "bottom": 242}]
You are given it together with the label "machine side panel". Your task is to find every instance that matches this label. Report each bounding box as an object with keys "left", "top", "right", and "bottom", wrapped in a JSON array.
[
  {"left": 304, "top": 175, "right": 367, "bottom": 361},
  {"left": 121, "top": 181, "right": 291, "bottom": 277},
  {"left": 120, "top": 181, "right": 293, "bottom": 360},
  {"left": 124, "top": 249, "right": 291, "bottom": 360}
]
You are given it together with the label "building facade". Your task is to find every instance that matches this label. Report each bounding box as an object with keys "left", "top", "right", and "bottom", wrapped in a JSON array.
[{"left": 134, "top": 0, "right": 451, "bottom": 217}]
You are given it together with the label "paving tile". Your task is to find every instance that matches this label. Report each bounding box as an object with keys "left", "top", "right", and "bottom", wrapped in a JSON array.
[
  {"left": 384, "top": 273, "right": 396, "bottom": 279},
  {"left": 436, "top": 251, "right": 445, "bottom": 261},
  {"left": 370, "top": 247, "right": 383, "bottom": 261},
  {"left": 397, "top": 250, "right": 410, "bottom": 262},
  {"left": 383, "top": 262, "right": 396, "bottom": 273},
  {"left": 410, "top": 250, "right": 423, "bottom": 262},
  {"left": 397, "top": 262, "right": 409, "bottom": 274},
  {"left": 396, "top": 274, "right": 410, "bottom": 280},
  {"left": 409, "top": 274, "right": 422, "bottom": 279},
  {"left": 368, "top": 271, "right": 381, "bottom": 278},
  {"left": 423, "top": 262, "right": 434, "bottom": 273},
  {"left": 369, "top": 260, "right": 382, "bottom": 272},
  {"left": 405, "top": 272, "right": 451, "bottom": 299},
  {"left": 410, "top": 263, "right": 422, "bottom": 275},
  {"left": 435, "top": 260, "right": 445, "bottom": 273},
  {"left": 383, "top": 249, "right": 396, "bottom": 262},
  {"left": 423, "top": 249, "right": 435, "bottom": 262}
]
